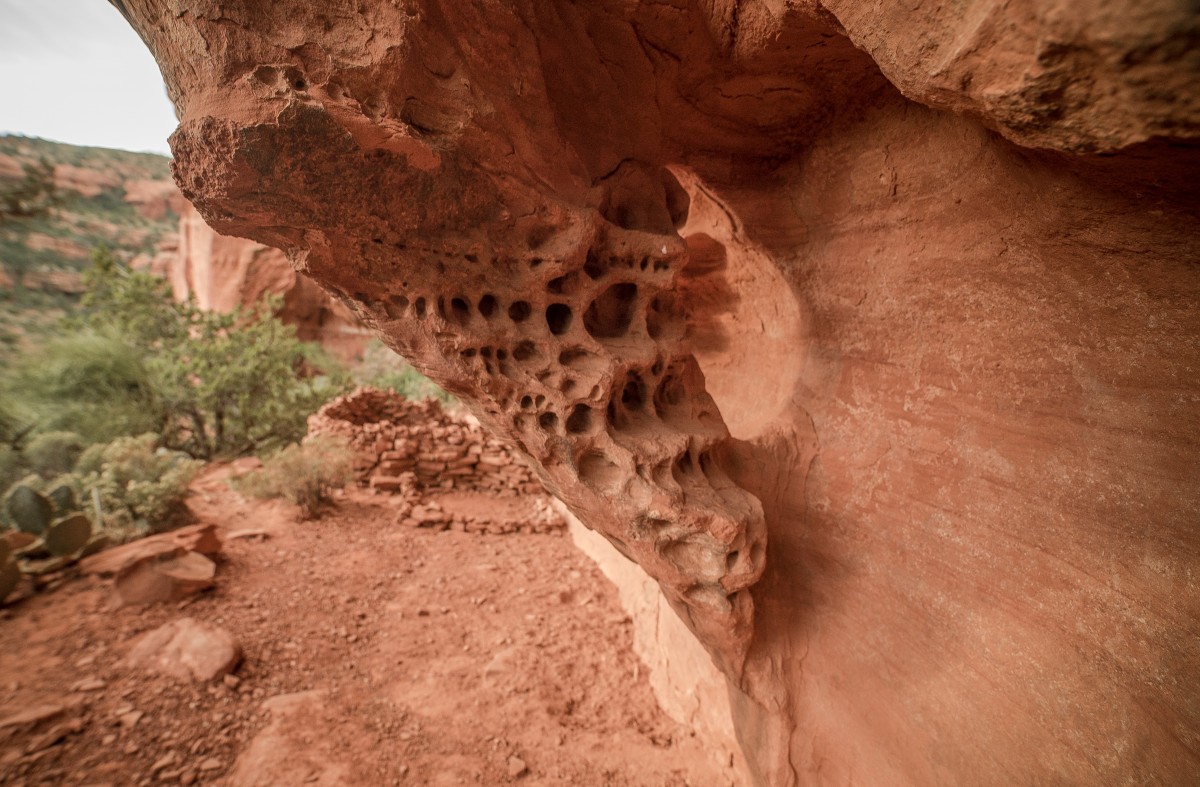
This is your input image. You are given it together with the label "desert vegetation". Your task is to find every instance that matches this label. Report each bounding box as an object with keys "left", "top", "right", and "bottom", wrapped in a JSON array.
[{"left": 0, "top": 232, "right": 446, "bottom": 603}]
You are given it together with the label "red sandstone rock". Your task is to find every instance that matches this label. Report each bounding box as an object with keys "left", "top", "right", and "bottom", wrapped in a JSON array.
[
  {"left": 0, "top": 705, "right": 64, "bottom": 731},
  {"left": 309, "top": 389, "right": 558, "bottom": 508},
  {"left": 820, "top": 0, "right": 1200, "bottom": 152},
  {"left": 80, "top": 524, "right": 222, "bottom": 577},
  {"left": 23, "top": 233, "right": 88, "bottom": 260},
  {"left": 123, "top": 178, "right": 188, "bottom": 220},
  {"left": 16, "top": 269, "right": 86, "bottom": 295},
  {"left": 172, "top": 203, "right": 367, "bottom": 358},
  {"left": 0, "top": 153, "right": 23, "bottom": 180},
  {"left": 126, "top": 618, "right": 241, "bottom": 682},
  {"left": 79, "top": 539, "right": 184, "bottom": 578},
  {"left": 130, "top": 233, "right": 181, "bottom": 277},
  {"left": 312, "top": 388, "right": 565, "bottom": 533},
  {"left": 169, "top": 523, "right": 224, "bottom": 557},
  {"left": 52, "top": 164, "right": 119, "bottom": 198},
  {"left": 113, "top": 2, "right": 1200, "bottom": 784},
  {"left": 112, "top": 551, "right": 216, "bottom": 607}
]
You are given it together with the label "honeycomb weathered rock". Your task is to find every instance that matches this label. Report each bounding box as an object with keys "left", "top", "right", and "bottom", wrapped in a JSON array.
[{"left": 111, "top": 1, "right": 1200, "bottom": 784}]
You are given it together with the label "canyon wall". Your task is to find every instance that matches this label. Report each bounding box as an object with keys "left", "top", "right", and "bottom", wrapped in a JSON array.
[
  {"left": 109, "top": 1, "right": 1200, "bottom": 784},
  {"left": 134, "top": 197, "right": 367, "bottom": 358},
  {"left": 171, "top": 203, "right": 368, "bottom": 358}
]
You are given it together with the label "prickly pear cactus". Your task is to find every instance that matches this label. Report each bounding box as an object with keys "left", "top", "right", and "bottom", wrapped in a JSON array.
[
  {"left": 78, "top": 534, "right": 111, "bottom": 559},
  {"left": 46, "top": 484, "right": 77, "bottom": 515},
  {"left": 45, "top": 514, "right": 91, "bottom": 557},
  {"left": 5, "top": 485, "right": 53, "bottom": 535}
]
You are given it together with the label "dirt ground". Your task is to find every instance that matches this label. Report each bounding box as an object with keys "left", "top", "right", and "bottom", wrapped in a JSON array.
[{"left": 0, "top": 465, "right": 739, "bottom": 786}]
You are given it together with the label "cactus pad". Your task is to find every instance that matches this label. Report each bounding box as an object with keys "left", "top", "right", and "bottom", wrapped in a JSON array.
[
  {"left": 78, "top": 534, "right": 111, "bottom": 559},
  {"left": 46, "top": 484, "right": 77, "bottom": 515},
  {"left": 45, "top": 514, "right": 92, "bottom": 557},
  {"left": 5, "top": 486, "right": 53, "bottom": 535}
]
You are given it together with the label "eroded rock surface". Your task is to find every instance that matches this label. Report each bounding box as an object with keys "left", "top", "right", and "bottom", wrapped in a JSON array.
[{"left": 112, "top": 1, "right": 1200, "bottom": 784}]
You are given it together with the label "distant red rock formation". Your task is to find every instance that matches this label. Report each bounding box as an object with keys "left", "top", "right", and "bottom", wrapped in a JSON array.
[
  {"left": 122, "top": 179, "right": 188, "bottom": 221},
  {"left": 169, "top": 202, "right": 368, "bottom": 359},
  {"left": 51, "top": 164, "right": 120, "bottom": 198}
]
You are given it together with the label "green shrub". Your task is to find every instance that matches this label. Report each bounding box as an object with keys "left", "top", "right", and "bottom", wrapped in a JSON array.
[
  {"left": 4, "top": 331, "right": 158, "bottom": 444},
  {"left": 231, "top": 438, "right": 353, "bottom": 518},
  {"left": 0, "top": 436, "right": 196, "bottom": 541},
  {"left": 74, "top": 442, "right": 106, "bottom": 476},
  {"left": 69, "top": 247, "right": 349, "bottom": 458},
  {"left": 4, "top": 246, "right": 350, "bottom": 464},
  {"left": 0, "top": 157, "right": 58, "bottom": 222},
  {"left": 78, "top": 434, "right": 200, "bottom": 534},
  {"left": 23, "top": 431, "right": 85, "bottom": 478},
  {"left": 353, "top": 339, "right": 450, "bottom": 403},
  {"left": 0, "top": 396, "right": 22, "bottom": 446}
]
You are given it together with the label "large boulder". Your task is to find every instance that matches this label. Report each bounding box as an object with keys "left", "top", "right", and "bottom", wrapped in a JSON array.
[{"left": 111, "top": 1, "right": 1200, "bottom": 784}]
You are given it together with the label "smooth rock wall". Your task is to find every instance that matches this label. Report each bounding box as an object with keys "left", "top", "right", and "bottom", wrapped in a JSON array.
[{"left": 563, "top": 502, "right": 750, "bottom": 785}]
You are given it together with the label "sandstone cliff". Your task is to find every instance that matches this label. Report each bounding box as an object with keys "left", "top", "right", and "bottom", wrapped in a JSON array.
[
  {"left": 110, "top": 1, "right": 1200, "bottom": 784},
  {"left": 170, "top": 203, "right": 367, "bottom": 358}
]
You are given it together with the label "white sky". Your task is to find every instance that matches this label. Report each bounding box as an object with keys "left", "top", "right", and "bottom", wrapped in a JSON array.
[{"left": 0, "top": 0, "right": 178, "bottom": 155}]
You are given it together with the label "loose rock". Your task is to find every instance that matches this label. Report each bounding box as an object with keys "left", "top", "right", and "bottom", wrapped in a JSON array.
[
  {"left": 126, "top": 618, "right": 241, "bottom": 682},
  {"left": 114, "top": 552, "right": 216, "bottom": 607},
  {"left": 0, "top": 705, "right": 64, "bottom": 731}
]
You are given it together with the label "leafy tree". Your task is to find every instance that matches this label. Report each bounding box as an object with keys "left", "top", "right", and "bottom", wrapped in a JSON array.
[
  {"left": 73, "top": 245, "right": 185, "bottom": 346},
  {"left": 56, "top": 247, "right": 349, "bottom": 458},
  {"left": 149, "top": 298, "right": 345, "bottom": 458}
]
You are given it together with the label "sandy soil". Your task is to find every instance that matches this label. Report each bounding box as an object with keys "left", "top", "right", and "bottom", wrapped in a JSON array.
[{"left": 0, "top": 466, "right": 737, "bottom": 786}]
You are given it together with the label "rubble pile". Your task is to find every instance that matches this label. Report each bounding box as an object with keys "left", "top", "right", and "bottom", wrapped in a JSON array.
[
  {"left": 390, "top": 495, "right": 564, "bottom": 535},
  {"left": 307, "top": 388, "right": 563, "bottom": 534}
]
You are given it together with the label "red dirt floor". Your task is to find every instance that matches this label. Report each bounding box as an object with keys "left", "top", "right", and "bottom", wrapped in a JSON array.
[{"left": 0, "top": 465, "right": 738, "bottom": 786}]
